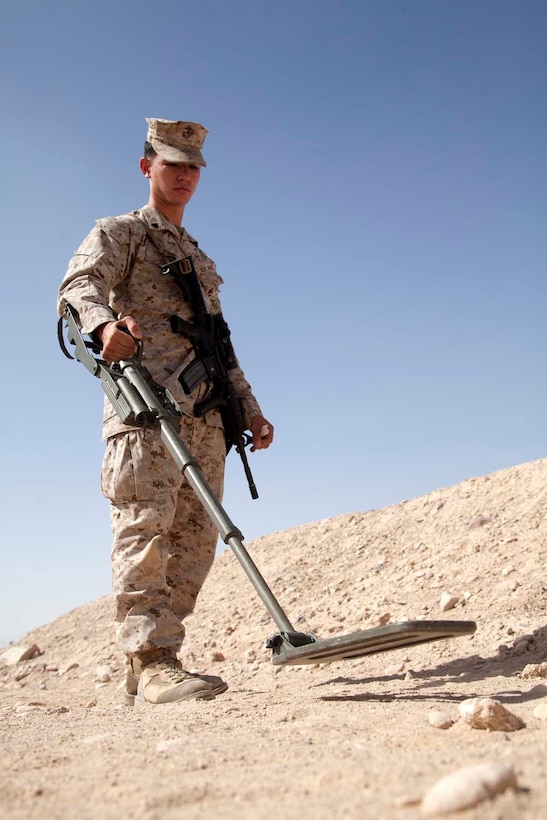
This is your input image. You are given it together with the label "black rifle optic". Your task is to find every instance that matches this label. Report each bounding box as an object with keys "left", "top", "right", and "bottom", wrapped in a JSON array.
[{"left": 162, "top": 256, "right": 258, "bottom": 499}]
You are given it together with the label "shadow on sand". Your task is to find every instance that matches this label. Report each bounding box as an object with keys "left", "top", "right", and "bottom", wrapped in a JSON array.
[{"left": 316, "top": 625, "right": 547, "bottom": 704}]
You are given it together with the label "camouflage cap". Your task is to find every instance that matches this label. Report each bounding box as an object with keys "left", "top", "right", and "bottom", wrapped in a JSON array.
[{"left": 145, "top": 118, "right": 208, "bottom": 167}]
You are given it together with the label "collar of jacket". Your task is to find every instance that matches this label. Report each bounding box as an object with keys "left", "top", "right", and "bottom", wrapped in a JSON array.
[{"left": 132, "top": 204, "right": 199, "bottom": 247}]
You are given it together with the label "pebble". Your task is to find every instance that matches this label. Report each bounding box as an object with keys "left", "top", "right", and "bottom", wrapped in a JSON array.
[
  {"left": 458, "top": 697, "right": 524, "bottom": 731},
  {"left": 439, "top": 592, "right": 459, "bottom": 612},
  {"left": 95, "top": 665, "right": 112, "bottom": 682},
  {"left": 384, "top": 662, "right": 406, "bottom": 676},
  {"left": 1, "top": 644, "right": 42, "bottom": 666},
  {"left": 466, "top": 514, "right": 491, "bottom": 531},
  {"left": 512, "top": 634, "right": 535, "bottom": 654},
  {"left": 15, "top": 703, "right": 45, "bottom": 713},
  {"left": 58, "top": 663, "right": 79, "bottom": 676},
  {"left": 522, "top": 662, "right": 547, "bottom": 679},
  {"left": 533, "top": 703, "right": 547, "bottom": 721},
  {"left": 421, "top": 762, "right": 517, "bottom": 815},
  {"left": 428, "top": 710, "right": 454, "bottom": 730}
]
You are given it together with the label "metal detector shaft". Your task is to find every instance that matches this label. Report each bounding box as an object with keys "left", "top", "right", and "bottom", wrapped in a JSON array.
[{"left": 119, "top": 360, "right": 296, "bottom": 636}]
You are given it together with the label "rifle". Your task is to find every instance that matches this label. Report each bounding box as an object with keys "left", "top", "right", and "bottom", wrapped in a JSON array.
[{"left": 162, "top": 255, "right": 258, "bottom": 498}]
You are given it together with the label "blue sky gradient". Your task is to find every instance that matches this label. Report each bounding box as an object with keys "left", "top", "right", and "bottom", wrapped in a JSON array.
[{"left": 1, "top": 0, "right": 545, "bottom": 644}]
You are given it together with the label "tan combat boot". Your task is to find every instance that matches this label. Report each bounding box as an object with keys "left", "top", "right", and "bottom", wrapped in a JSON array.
[
  {"left": 124, "top": 649, "right": 228, "bottom": 706},
  {"left": 131, "top": 649, "right": 218, "bottom": 705}
]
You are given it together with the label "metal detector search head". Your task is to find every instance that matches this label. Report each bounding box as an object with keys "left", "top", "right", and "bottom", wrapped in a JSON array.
[{"left": 267, "top": 620, "right": 477, "bottom": 666}]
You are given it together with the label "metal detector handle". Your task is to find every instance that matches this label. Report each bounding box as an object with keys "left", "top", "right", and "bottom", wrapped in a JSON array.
[{"left": 59, "top": 306, "right": 179, "bottom": 427}]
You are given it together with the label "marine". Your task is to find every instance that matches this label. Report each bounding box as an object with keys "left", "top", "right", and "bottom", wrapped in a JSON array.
[{"left": 58, "top": 118, "right": 274, "bottom": 704}]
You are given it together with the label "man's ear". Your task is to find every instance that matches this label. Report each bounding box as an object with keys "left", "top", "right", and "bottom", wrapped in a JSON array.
[{"left": 139, "top": 157, "right": 151, "bottom": 178}]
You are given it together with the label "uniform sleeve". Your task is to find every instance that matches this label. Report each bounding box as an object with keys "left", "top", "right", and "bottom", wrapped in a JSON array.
[
  {"left": 57, "top": 219, "right": 134, "bottom": 335},
  {"left": 229, "top": 363, "right": 263, "bottom": 428}
]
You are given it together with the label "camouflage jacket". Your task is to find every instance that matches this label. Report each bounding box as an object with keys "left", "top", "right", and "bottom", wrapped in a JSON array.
[{"left": 58, "top": 205, "right": 262, "bottom": 439}]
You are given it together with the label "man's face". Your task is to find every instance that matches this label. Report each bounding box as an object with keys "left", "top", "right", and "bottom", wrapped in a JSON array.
[{"left": 141, "top": 155, "right": 201, "bottom": 210}]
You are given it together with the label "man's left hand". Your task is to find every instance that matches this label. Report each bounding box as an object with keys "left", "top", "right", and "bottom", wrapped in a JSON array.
[{"left": 249, "top": 416, "right": 274, "bottom": 451}]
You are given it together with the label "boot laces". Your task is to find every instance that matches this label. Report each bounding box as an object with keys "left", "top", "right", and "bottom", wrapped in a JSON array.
[{"left": 156, "top": 655, "right": 192, "bottom": 683}]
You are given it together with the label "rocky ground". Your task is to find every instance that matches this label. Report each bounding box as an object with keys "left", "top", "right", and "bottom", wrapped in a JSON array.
[{"left": 2, "top": 457, "right": 547, "bottom": 819}]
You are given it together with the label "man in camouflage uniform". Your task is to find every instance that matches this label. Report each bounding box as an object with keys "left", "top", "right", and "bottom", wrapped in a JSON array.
[{"left": 58, "top": 118, "right": 273, "bottom": 705}]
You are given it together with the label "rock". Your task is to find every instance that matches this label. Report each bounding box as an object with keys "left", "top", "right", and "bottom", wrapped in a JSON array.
[
  {"left": 1, "top": 644, "right": 42, "bottom": 666},
  {"left": 95, "top": 665, "right": 112, "bottom": 683},
  {"left": 421, "top": 762, "right": 517, "bottom": 815},
  {"left": 466, "top": 514, "right": 491, "bottom": 531},
  {"left": 458, "top": 697, "right": 524, "bottom": 731},
  {"left": 385, "top": 662, "right": 405, "bottom": 676},
  {"left": 439, "top": 592, "right": 459, "bottom": 612},
  {"left": 512, "top": 634, "right": 535, "bottom": 654},
  {"left": 533, "top": 703, "right": 547, "bottom": 721},
  {"left": 521, "top": 662, "right": 547, "bottom": 679},
  {"left": 14, "top": 702, "right": 46, "bottom": 713},
  {"left": 14, "top": 668, "right": 32, "bottom": 682},
  {"left": 428, "top": 710, "right": 454, "bottom": 730},
  {"left": 58, "top": 663, "right": 79, "bottom": 676}
]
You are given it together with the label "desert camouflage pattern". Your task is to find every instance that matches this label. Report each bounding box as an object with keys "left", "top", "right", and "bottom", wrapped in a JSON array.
[
  {"left": 58, "top": 204, "right": 262, "bottom": 437},
  {"left": 58, "top": 205, "right": 261, "bottom": 655},
  {"left": 146, "top": 118, "right": 209, "bottom": 167},
  {"left": 102, "top": 419, "right": 225, "bottom": 656}
]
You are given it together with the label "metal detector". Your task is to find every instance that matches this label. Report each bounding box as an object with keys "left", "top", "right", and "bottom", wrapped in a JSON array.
[{"left": 59, "top": 306, "right": 476, "bottom": 667}]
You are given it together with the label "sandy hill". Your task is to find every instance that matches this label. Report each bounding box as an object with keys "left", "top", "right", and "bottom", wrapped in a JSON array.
[{"left": 2, "top": 458, "right": 547, "bottom": 819}]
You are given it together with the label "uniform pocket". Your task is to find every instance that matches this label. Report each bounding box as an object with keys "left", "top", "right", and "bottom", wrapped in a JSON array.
[
  {"left": 101, "top": 429, "right": 182, "bottom": 503},
  {"left": 101, "top": 432, "right": 137, "bottom": 502}
]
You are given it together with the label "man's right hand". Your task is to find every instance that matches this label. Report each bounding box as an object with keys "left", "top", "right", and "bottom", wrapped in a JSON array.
[{"left": 96, "top": 317, "right": 142, "bottom": 363}]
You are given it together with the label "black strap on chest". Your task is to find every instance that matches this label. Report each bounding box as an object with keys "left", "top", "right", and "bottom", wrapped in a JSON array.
[{"left": 135, "top": 218, "right": 258, "bottom": 498}]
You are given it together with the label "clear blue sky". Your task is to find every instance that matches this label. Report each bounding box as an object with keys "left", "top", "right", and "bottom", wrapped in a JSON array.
[{"left": 1, "top": 0, "right": 545, "bottom": 645}]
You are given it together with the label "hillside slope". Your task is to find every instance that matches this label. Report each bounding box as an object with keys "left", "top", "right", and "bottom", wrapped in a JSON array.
[{"left": 2, "top": 458, "right": 547, "bottom": 819}]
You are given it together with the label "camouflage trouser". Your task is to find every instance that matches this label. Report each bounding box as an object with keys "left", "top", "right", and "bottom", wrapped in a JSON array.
[{"left": 101, "top": 416, "right": 226, "bottom": 658}]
